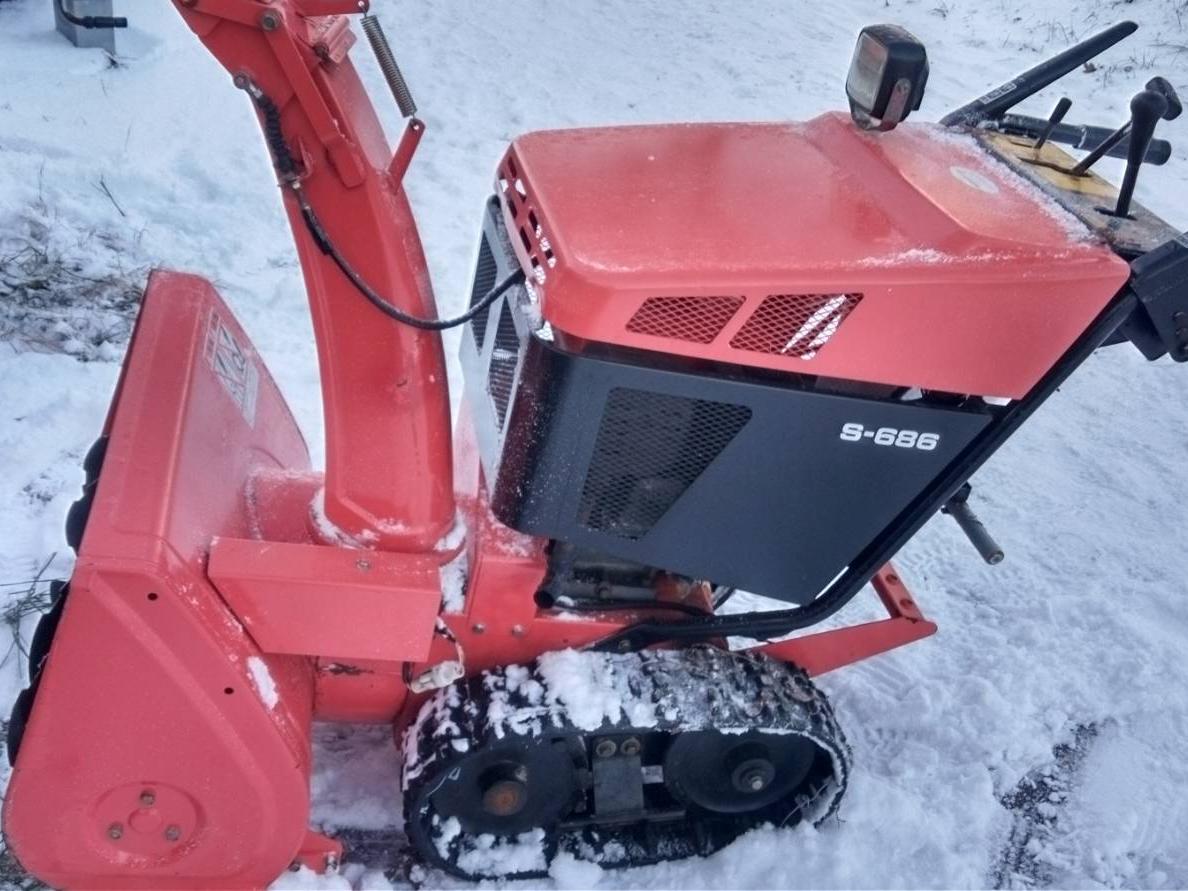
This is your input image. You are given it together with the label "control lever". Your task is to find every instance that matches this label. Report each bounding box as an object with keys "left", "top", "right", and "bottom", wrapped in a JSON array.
[
  {"left": 1035, "top": 97, "right": 1072, "bottom": 149},
  {"left": 995, "top": 114, "right": 1172, "bottom": 164},
  {"left": 942, "top": 484, "right": 1004, "bottom": 565},
  {"left": 1146, "top": 76, "right": 1183, "bottom": 120},
  {"left": 1071, "top": 78, "right": 1181, "bottom": 183},
  {"left": 1109, "top": 79, "right": 1181, "bottom": 217}
]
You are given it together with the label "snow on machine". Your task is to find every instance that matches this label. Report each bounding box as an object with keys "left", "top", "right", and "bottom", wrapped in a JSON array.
[{"left": 4, "top": 4, "right": 1186, "bottom": 886}]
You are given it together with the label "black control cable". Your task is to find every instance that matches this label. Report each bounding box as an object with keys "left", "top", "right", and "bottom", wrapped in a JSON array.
[
  {"left": 56, "top": 0, "right": 127, "bottom": 29},
  {"left": 239, "top": 79, "right": 525, "bottom": 331}
]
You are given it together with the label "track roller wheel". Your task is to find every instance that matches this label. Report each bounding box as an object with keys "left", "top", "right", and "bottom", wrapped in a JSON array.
[{"left": 402, "top": 646, "right": 849, "bottom": 880}]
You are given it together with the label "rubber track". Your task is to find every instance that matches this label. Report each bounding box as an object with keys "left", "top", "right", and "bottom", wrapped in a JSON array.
[{"left": 402, "top": 645, "right": 851, "bottom": 881}]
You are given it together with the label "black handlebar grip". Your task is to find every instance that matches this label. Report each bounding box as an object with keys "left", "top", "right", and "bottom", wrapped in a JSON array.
[
  {"left": 943, "top": 497, "right": 1005, "bottom": 565},
  {"left": 1145, "top": 76, "right": 1182, "bottom": 121}
]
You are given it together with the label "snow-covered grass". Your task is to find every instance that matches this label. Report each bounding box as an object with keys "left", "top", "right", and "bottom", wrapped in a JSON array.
[{"left": 2, "top": 0, "right": 1188, "bottom": 888}]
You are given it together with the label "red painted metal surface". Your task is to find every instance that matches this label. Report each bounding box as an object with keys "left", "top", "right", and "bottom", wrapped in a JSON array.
[
  {"left": 3, "top": 273, "right": 325, "bottom": 889},
  {"left": 175, "top": 1, "right": 455, "bottom": 551},
  {"left": 208, "top": 538, "right": 444, "bottom": 662},
  {"left": 758, "top": 565, "right": 937, "bottom": 676},
  {"left": 500, "top": 114, "right": 1131, "bottom": 399}
]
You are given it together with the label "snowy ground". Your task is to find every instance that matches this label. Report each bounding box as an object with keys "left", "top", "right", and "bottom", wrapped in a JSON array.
[{"left": 2, "top": 0, "right": 1188, "bottom": 888}]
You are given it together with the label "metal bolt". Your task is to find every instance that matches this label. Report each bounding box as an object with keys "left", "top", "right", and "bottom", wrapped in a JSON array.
[
  {"left": 260, "top": 11, "right": 281, "bottom": 31},
  {"left": 620, "top": 737, "right": 641, "bottom": 756},
  {"left": 594, "top": 738, "right": 617, "bottom": 759},
  {"left": 164, "top": 824, "right": 182, "bottom": 842},
  {"left": 748, "top": 774, "right": 766, "bottom": 791},
  {"left": 232, "top": 73, "right": 249, "bottom": 90},
  {"left": 107, "top": 823, "right": 123, "bottom": 840},
  {"left": 139, "top": 790, "right": 155, "bottom": 807},
  {"left": 471, "top": 623, "right": 486, "bottom": 634}
]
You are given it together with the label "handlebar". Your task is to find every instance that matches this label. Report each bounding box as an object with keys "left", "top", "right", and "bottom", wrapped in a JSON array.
[{"left": 941, "top": 21, "right": 1138, "bottom": 126}]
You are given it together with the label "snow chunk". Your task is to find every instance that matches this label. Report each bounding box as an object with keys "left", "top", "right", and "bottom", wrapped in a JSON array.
[
  {"left": 267, "top": 865, "right": 351, "bottom": 890},
  {"left": 435, "top": 511, "right": 467, "bottom": 551},
  {"left": 550, "top": 851, "right": 604, "bottom": 888},
  {"left": 454, "top": 827, "right": 547, "bottom": 876},
  {"left": 438, "top": 548, "right": 469, "bottom": 613},
  {"left": 536, "top": 649, "right": 657, "bottom": 732},
  {"left": 247, "top": 656, "right": 279, "bottom": 709}
]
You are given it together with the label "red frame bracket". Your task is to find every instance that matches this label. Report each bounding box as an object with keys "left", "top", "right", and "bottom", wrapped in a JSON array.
[
  {"left": 389, "top": 118, "right": 425, "bottom": 184},
  {"left": 209, "top": 537, "right": 444, "bottom": 661},
  {"left": 756, "top": 563, "right": 937, "bottom": 676}
]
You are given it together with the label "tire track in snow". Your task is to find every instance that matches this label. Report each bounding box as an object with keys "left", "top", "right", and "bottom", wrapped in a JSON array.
[{"left": 992, "top": 722, "right": 1099, "bottom": 889}]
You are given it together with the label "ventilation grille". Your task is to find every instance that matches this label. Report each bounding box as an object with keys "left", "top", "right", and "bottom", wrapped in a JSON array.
[
  {"left": 626, "top": 295, "right": 744, "bottom": 344},
  {"left": 487, "top": 301, "right": 521, "bottom": 428},
  {"left": 468, "top": 236, "right": 499, "bottom": 349},
  {"left": 731, "top": 293, "right": 862, "bottom": 359},
  {"left": 498, "top": 154, "right": 555, "bottom": 284},
  {"left": 578, "top": 388, "right": 751, "bottom": 540}
]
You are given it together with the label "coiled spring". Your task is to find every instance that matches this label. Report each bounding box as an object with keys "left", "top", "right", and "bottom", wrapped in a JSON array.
[{"left": 361, "top": 14, "right": 417, "bottom": 118}]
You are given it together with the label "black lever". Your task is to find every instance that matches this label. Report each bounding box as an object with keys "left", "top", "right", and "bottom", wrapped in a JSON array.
[
  {"left": 1146, "top": 76, "right": 1183, "bottom": 120},
  {"left": 1109, "top": 87, "right": 1172, "bottom": 217},
  {"left": 995, "top": 114, "right": 1172, "bottom": 164},
  {"left": 942, "top": 484, "right": 1004, "bottom": 565},
  {"left": 1070, "top": 119, "right": 1133, "bottom": 176},
  {"left": 1035, "top": 97, "right": 1073, "bottom": 149}
]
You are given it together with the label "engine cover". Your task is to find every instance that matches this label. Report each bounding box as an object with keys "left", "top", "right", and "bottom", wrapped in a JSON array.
[
  {"left": 494, "top": 112, "right": 1129, "bottom": 400},
  {"left": 461, "top": 201, "right": 991, "bottom": 604}
]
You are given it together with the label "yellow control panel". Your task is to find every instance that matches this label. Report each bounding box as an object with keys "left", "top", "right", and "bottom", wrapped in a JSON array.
[{"left": 977, "top": 131, "right": 1176, "bottom": 256}]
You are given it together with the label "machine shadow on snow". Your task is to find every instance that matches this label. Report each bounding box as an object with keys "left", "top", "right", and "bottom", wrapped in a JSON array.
[{"left": 1, "top": 2, "right": 1186, "bottom": 888}]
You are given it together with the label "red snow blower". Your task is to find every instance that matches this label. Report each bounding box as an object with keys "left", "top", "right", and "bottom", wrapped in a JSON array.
[{"left": 5, "top": 4, "right": 1186, "bottom": 886}]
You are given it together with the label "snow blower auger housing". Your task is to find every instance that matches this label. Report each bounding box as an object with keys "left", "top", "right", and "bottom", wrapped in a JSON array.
[{"left": 5, "top": 5, "right": 1186, "bottom": 887}]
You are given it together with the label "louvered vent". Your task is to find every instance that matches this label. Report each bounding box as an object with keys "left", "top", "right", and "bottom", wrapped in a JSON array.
[
  {"left": 468, "top": 237, "right": 499, "bottom": 349},
  {"left": 487, "top": 301, "right": 521, "bottom": 428},
  {"left": 730, "top": 293, "right": 862, "bottom": 359},
  {"left": 626, "top": 295, "right": 744, "bottom": 344}
]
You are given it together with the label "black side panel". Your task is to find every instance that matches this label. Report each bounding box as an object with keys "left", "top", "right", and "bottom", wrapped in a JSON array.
[
  {"left": 1129, "top": 233, "right": 1188, "bottom": 362},
  {"left": 487, "top": 339, "right": 990, "bottom": 604}
]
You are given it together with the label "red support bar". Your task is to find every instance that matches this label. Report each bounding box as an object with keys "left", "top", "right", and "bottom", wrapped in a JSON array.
[
  {"left": 757, "top": 564, "right": 937, "bottom": 676},
  {"left": 389, "top": 118, "right": 425, "bottom": 184}
]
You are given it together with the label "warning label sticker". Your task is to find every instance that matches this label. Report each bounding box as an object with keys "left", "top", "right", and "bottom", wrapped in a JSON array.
[{"left": 204, "top": 311, "right": 259, "bottom": 427}]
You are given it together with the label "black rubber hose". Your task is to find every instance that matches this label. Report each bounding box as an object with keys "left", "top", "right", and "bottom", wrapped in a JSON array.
[
  {"left": 56, "top": 0, "right": 127, "bottom": 29},
  {"left": 244, "top": 81, "right": 526, "bottom": 331},
  {"left": 297, "top": 191, "right": 526, "bottom": 330}
]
